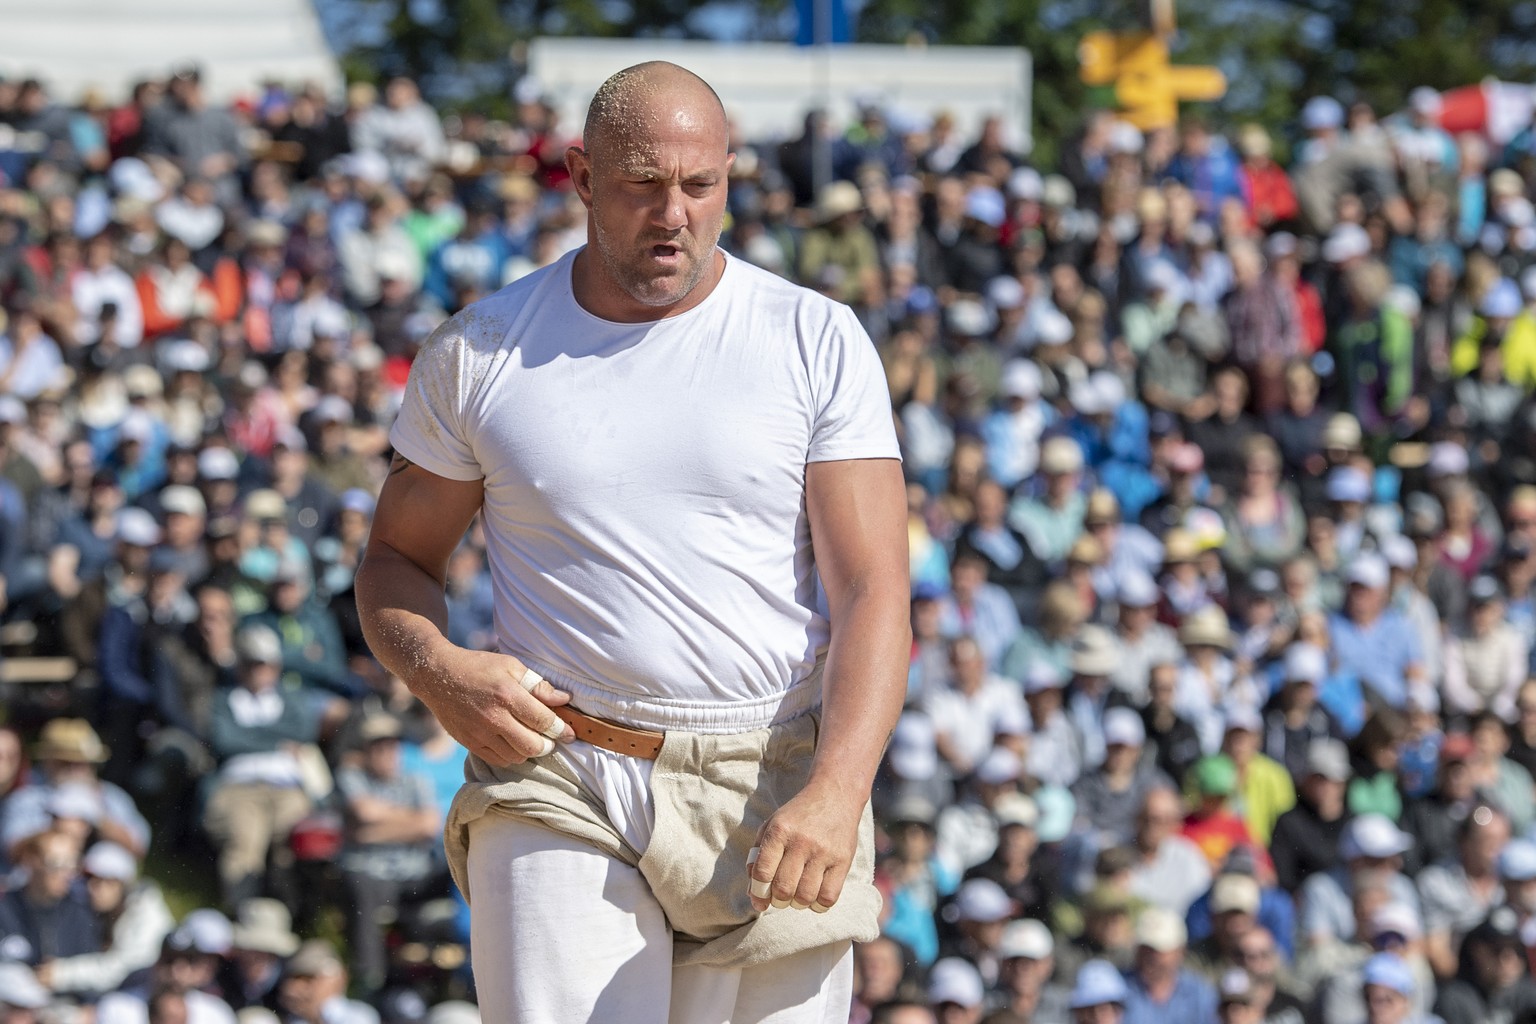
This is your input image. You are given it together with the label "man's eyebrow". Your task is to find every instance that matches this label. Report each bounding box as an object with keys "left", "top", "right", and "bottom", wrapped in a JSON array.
[{"left": 616, "top": 164, "right": 723, "bottom": 182}]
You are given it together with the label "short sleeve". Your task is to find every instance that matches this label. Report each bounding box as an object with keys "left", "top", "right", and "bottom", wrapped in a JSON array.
[
  {"left": 995, "top": 688, "right": 1031, "bottom": 737},
  {"left": 805, "top": 303, "right": 900, "bottom": 464},
  {"left": 388, "top": 317, "right": 484, "bottom": 481},
  {"left": 335, "top": 766, "right": 369, "bottom": 803}
]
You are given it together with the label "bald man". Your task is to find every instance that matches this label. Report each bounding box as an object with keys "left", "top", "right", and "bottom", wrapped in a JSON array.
[{"left": 355, "top": 62, "right": 909, "bottom": 1023}]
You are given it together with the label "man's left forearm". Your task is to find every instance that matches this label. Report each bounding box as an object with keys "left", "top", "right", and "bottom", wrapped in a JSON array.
[{"left": 807, "top": 586, "right": 911, "bottom": 807}]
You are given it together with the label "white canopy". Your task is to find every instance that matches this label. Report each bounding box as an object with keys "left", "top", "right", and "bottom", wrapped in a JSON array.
[{"left": 0, "top": 0, "right": 341, "bottom": 103}]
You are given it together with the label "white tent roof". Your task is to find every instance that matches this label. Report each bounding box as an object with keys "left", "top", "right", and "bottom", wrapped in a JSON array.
[{"left": 0, "top": 0, "right": 341, "bottom": 104}]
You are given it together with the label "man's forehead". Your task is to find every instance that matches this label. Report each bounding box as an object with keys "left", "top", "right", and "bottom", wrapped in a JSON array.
[{"left": 595, "top": 115, "right": 727, "bottom": 164}]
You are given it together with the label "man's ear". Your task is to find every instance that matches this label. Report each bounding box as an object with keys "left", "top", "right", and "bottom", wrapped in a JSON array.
[{"left": 567, "top": 147, "right": 593, "bottom": 205}]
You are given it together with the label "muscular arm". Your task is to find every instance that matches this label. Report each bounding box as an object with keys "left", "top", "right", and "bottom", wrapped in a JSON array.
[
  {"left": 355, "top": 455, "right": 480, "bottom": 676},
  {"left": 355, "top": 455, "right": 572, "bottom": 765},
  {"left": 805, "top": 456, "right": 911, "bottom": 799},
  {"left": 751, "top": 456, "right": 910, "bottom": 912}
]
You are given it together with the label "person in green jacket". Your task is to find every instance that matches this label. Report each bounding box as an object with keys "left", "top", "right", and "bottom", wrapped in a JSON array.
[
  {"left": 1451, "top": 277, "right": 1536, "bottom": 390},
  {"left": 1331, "top": 261, "right": 1414, "bottom": 436},
  {"left": 1347, "top": 709, "right": 1406, "bottom": 821}
]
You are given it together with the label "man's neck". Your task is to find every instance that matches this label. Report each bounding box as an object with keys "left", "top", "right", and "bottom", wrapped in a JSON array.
[
  {"left": 23, "top": 884, "right": 57, "bottom": 908},
  {"left": 1143, "top": 971, "right": 1178, "bottom": 1001}
]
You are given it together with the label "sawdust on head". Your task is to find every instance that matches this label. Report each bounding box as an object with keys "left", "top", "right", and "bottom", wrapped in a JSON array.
[{"left": 583, "top": 61, "right": 728, "bottom": 171}]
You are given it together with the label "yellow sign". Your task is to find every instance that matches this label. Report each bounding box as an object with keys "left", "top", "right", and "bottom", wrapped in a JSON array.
[{"left": 1079, "top": 30, "right": 1227, "bottom": 130}]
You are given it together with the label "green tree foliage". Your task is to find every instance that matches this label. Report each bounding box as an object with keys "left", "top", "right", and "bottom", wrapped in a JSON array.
[
  {"left": 853, "top": 0, "right": 1536, "bottom": 168},
  {"left": 339, "top": 0, "right": 1536, "bottom": 161}
]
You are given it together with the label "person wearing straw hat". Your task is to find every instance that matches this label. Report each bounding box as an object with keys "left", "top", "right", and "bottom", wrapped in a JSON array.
[
  {"left": 1, "top": 719, "right": 149, "bottom": 860},
  {"left": 1066, "top": 625, "right": 1126, "bottom": 771},
  {"left": 1121, "top": 907, "right": 1218, "bottom": 1024},
  {"left": 799, "top": 180, "right": 879, "bottom": 309},
  {"left": 225, "top": 898, "right": 301, "bottom": 1010},
  {"left": 1173, "top": 606, "right": 1249, "bottom": 755},
  {"left": 1010, "top": 437, "right": 1088, "bottom": 563}
]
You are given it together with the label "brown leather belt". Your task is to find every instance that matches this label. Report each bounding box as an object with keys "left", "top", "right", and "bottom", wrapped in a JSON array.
[{"left": 552, "top": 705, "right": 665, "bottom": 760}]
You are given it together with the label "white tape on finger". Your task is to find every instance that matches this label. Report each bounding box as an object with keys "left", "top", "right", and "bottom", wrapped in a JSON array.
[
  {"left": 746, "top": 846, "right": 761, "bottom": 866},
  {"left": 533, "top": 736, "right": 554, "bottom": 758},
  {"left": 749, "top": 878, "right": 772, "bottom": 900},
  {"left": 811, "top": 902, "right": 831, "bottom": 914},
  {"left": 518, "top": 667, "right": 544, "bottom": 693},
  {"left": 540, "top": 717, "right": 565, "bottom": 741}
]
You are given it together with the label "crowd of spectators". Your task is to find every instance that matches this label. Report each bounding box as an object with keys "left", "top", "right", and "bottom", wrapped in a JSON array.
[{"left": 3, "top": 54, "right": 1536, "bottom": 1024}]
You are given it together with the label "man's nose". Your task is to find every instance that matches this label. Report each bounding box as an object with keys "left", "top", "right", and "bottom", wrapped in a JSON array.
[{"left": 653, "top": 184, "right": 687, "bottom": 231}]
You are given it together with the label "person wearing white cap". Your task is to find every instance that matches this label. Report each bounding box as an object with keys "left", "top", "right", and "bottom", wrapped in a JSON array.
[
  {"left": 939, "top": 878, "right": 1014, "bottom": 989},
  {"left": 1122, "top": 907, "right": 1217, "bottom": 1024},
  {"left": 1108, "top": 571, "right": 1180, "bottom": 706},
  {"left": 927, "top": 956, "right": 985, "bottom": 1022},
  {"left": 1121, "top": 260, "right": 1187, "bottom": 354},
  {"left": 1379, "top": 532, "right": 1445, "bottom": 692},
  {"left": 1023, "top": 659, "right": 1086, "bottom": 790},
  {"left": 1070, "top": 958, "right": 1129, "bottom": 1024},
  {"left": 878, "top": 795, "right": 954, "bottom": 969},
  {"left": 965, "top": 790, "right": 1053, "bottom": 920},
  {"left": 1007, "top": 436, "right": 1088, "bottom": 564},
  {"left": 263, "top": 426, "right": 337, "bottom": 552},
  {"left": 1216, "top": 705, "right": 1295, "bottom": 847},
  {"left": 1073, "top": 708, "right": 1172, "bottom": 849},
  {"left": 307, "top": 394, "right": 375, "bottom": 498},
  {"left": 1258, "top": 643, "right": 1338, "bottom": 781},
  {"left": 934, "top": 746, "right": 1029, "bottom": 875},
  {"left": 1449, "top": 275, "right": 1536, "bottom": 390},
  {"left": 995, "top": 918, "right": 1069, "bottom": 1021},
  {"left": 1325, "top": 465, "right": 1372, "bottom": 563},
  {"left": 1268, "top": 737, "right": 1351, "bottom": 891},
  {"left": 881, "top": 711, "right": 948, "bottom": 811},
  {"left": 1452, "top": 307, "right": 1527, "bottom": 440},
  {"left": 1390, "top": 87, "right": 1457, "bottom": 173},
  {"left": 203, "top": 625, "right": 321, "bottom": 909},
  {"left": 41, "top": 841, "right": 175, "bottom": 995},
  {"left": 982, "top": 359, "right": 1048, "bottom": 490},
  {"left": 1298, "top": 814, "right": 1422, "bottom": 948},
  {"left": 1328, "top": 553, "right": 1427, "bottom": 710},
  {"left": 1442, "top": 575, "right": 1527, "bottom": 720}
]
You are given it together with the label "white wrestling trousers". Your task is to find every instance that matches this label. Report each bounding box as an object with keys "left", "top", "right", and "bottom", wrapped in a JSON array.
[{"left": 467, "top": 813, "right": 854, "bottom": 1024}]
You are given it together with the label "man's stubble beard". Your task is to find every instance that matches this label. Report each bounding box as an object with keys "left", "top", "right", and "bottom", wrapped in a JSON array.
[{"left": 590, "top": 197, "right": 723, "bottom": 309}]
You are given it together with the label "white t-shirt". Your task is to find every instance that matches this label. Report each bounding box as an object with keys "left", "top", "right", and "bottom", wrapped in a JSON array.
[
  {"left": 96, "top": 989, "right": 236, "bottom": 1024},
  {"left": 390, "top": 247, "right": 899, "bottom": 733},
  {"left": 922, "top": 676, "right": 1030, "bottom": 772}
]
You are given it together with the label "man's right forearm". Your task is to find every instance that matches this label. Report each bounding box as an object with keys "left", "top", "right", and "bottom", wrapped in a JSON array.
[{"left": 355, "top": 542, "right": 460, "bottom": 692}]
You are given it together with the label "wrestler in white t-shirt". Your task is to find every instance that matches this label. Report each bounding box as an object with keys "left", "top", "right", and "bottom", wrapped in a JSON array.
[{"left": 390, "top": 246, "right": 899, "bottom": 735}]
